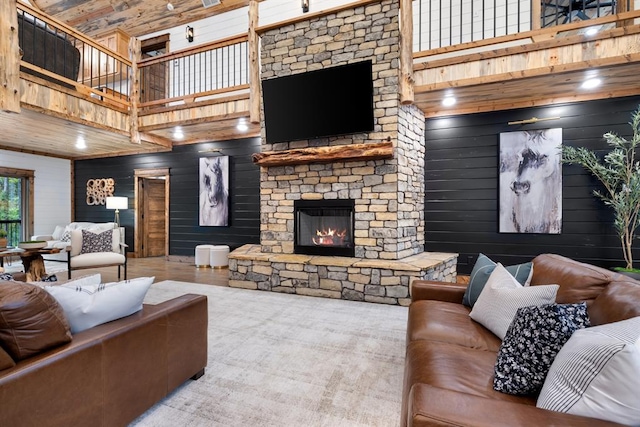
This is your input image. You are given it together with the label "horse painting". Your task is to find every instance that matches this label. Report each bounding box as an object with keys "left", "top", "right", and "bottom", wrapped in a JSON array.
[
  {"left": 499, "top": 129, "right": 562, "bottom": 234},
  {"left": 199, "top": 156, "right": 229, "bottom": 226}
]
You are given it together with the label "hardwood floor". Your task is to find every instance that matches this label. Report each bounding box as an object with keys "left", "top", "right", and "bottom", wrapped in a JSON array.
[{"left": 69, "top": 257, "right": 230, "bottom": 286}]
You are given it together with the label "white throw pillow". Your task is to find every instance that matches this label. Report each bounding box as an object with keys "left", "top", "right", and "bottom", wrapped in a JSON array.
[
  {"left": 469, "top": 263, "right": 559, "bottom": 339},
  {"left": 51, "top": 225, "right": 66, "bottom": 240},
  {"left": 537, "top": 316, "right": 640, "bottom": 425},
  {"left": 29, "top": 273, "right": 101, "bottom": 288},
  {"left": 45, "top": 276, "right": 154, "bottom": 334}
]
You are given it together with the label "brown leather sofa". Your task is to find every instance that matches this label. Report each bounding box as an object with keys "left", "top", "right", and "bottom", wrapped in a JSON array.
[
  {"left": 402, "top": 253, "right": 640, "bottom": 427},
  {"left": 0, "top": 292, "right": 208, "bottom": 427}
]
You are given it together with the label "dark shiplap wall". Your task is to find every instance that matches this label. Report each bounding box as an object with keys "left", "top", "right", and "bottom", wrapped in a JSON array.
[
  {"left": 425, "top": 96, "right": 640, "bottom": 274},
  {"left": 74, "top": 137, "right": 261, "bottom": 256}
]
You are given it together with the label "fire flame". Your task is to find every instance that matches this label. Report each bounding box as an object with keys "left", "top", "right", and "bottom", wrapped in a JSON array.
[{"left": 312, "top": 228, "right": 347, "bottom": 246}]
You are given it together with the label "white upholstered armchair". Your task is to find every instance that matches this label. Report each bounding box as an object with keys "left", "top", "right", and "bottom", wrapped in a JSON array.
[{"left": 65, "top": 227, "right": 127, "bottom": 280}]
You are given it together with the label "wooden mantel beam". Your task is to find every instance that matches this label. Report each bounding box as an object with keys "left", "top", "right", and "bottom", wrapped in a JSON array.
[
  {"left": 252, "top": 141, "right": 393, "bottom": 167},
  {"left": 1, "top": 0, "right": 21, "bottom": 113}
]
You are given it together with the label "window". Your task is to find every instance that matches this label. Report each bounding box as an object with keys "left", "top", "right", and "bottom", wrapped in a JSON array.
[{"left": 0, "top": 168, "right": 34, "bottom": 247}]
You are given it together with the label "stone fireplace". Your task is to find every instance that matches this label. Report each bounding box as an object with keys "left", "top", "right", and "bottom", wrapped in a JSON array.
[{"left": 228, "top": 0, "right": 457, "bottom": 305}]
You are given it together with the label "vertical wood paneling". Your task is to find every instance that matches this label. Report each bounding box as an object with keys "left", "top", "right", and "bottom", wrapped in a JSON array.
[
  {"left": 424, "top": 96, "right": 640, "bottom": 273},
  {"left": 74, "top": 138, "right": 261, "bottom": 255},
  {"left": 0, "top": 150, "right": 72, "bottom": 235}
]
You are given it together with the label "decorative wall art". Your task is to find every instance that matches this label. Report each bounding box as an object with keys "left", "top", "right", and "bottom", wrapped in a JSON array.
[
  {"left": 86, "top": 178, "right": 115, "bottom": 205},
  {"left": 199, "top": 156, "right": 229, "bottom": 226},
  {"left": 499, "top": 129, "right": 562, "bottom": 234}
]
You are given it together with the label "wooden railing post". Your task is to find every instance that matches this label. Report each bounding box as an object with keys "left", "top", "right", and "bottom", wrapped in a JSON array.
[
  {"left": 129, "top": 36, "right": 142, "bottom": 144},
  {"left": 249, "top": 0, "right": 261, "bottom": 124},
  {"left": 532, "top": 0, "right": 541, "bottom": 30},
  {"left": 400, "top": 0, "right": 414, "bottom": 105},
  {"left": 1, "top": 0, "right": 21, "bottom": 113}
]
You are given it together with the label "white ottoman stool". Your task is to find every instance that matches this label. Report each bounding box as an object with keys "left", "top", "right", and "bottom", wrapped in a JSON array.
[
  {"left": 210, "top": 245, "right": 230, "bottom": 268},
  {"left": 195, "top": 245, "right": 215, "bottom": 268}
]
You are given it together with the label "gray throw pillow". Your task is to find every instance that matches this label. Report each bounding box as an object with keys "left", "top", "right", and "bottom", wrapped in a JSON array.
[{"left": 463, "top": 253, "right": 533, "bottom": 307}]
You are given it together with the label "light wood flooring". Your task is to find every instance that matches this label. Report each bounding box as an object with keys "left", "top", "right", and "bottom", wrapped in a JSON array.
[{"left": 68, "top": 257, "right": 230, "bottom": 286}]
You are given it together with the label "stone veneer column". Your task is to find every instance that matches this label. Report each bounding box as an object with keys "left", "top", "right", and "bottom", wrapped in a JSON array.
[
  {"left": 259, "top": 0, "right": 425, "bottom": 260},
  {"left": 397, "top": 104, "right": 426, "bottom": 257}
]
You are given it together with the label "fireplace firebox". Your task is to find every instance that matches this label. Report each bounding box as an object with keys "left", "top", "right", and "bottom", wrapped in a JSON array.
[{"left": 294, "top": 199, "right": 355, "bottom": 257}]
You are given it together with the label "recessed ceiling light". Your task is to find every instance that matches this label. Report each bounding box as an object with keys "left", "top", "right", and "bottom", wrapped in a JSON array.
[
  {"left": 166, "top": 1, "right": 174, "bottom": 11},
  {"left": 173, "top": 127, "right": 184, "bottom": 140},
  {"left": 76, "top": 136, "right": 86, "bottom": 149},
  {"left": 585, "top": 27, "right": 599, "bottom": 36},
  {"left": 442, "top": 96, "right": 456, "bottom": 107},
  {"left": 236, "top": 120, "right": 248, "bottom": 132},
  {"left": 582, "top": 78, "right": 601, "bottom": 90}
]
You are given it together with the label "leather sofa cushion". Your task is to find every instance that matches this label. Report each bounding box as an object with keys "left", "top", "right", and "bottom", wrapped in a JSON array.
[
  {"left": 0, "top": 281, "right": 72, "bottom": 360},
  {"left": 405, "top": 340, "right": 536, "bottom": 406},
  {"left": 0, "top": 344, "right": 15, "bottom": 370},
  {"left": 531, "top": 254, "right": 616, "bottom": 304},
  {"left": 588, "top": 280, "right": 640, "bottom": 326},
  {"left": 407, "top": 300, "right": 501, "bottom": 352}
]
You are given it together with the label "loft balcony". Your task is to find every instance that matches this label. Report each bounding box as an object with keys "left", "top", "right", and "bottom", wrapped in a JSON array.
[
  {"left": 411, "top": 0, "right": 640, "bottom": 117},
  {"left": 1, "top": 0, "right": 640, "bottom": 159}
]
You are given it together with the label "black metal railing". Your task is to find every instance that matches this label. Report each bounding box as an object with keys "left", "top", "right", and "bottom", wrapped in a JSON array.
[
  {"left": 0, "top": 220, "right": 22, "bottom": 248},
  {"left": 17, "top": 3, "right": 131, "bottom": 106},
  {"left": 413, "top": 0, "right": 531, "bottom": 50},
  {"left": 139, "top": 35, "right": 249, "bottom": 106},
  {"left": 413, "top": 0, "right": 628, "bottom": 51},
  {"left": 541, "top": 0, "right": 617, "bottom": 27}
]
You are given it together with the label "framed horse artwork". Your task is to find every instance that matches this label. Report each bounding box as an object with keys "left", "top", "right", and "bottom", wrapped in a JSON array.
[
  {"left": 498, "top": 129, "right": 562, "bottom": 234},
  {"left": 199, "top": 156, "right": 230, "bottom": 226}
]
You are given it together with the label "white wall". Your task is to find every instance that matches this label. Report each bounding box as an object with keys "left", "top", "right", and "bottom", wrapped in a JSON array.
[
  {"left": 141, "top": 0, "right": 353, "bottom": 50},
  {"left": 0, "top": 150, "right": 72, "bottom": 235}
]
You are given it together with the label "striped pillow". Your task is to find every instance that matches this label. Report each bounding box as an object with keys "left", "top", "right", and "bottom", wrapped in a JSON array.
[
  {"left": 469, "top": 263, "right": 558, "bottom": 339},
  {"left": 463, "top": 253, "right": 533, "bottom": 307},
  {"left": 537, "top": 316, "right": 640, "bottom": 425}
]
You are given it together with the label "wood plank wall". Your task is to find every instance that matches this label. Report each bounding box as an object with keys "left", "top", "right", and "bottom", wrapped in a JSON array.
[
  {"left": 73, "top": 138, "right": 261, "bottom": 256},
  {"left": 425, "top": 95, "right": 640, "bottom": 274}
]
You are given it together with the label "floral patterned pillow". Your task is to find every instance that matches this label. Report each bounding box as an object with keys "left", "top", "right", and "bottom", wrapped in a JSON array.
[{"left": 493, "top": 302, "right": 590, "bottom": 395}]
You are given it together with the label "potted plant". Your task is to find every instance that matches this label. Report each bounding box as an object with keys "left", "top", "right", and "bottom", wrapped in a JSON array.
[
  {"left": 561, "top": 106, "right": 640, "bottom": 274},
  {"left": 0, "top": 229, "right": 7, "bottom": 248}
]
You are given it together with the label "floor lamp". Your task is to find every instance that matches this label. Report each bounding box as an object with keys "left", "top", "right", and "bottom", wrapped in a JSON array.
[{"left": 106, "top": 196, "right": 128, "bottom": 228}]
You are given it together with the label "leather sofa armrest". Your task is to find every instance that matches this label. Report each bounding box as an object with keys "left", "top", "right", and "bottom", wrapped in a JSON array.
[
  {"left": 410, "top": 280, "right": 466, "bottom": 303},
  {"left": 408, "top": 384, "right": 623, "bottom": 427}
]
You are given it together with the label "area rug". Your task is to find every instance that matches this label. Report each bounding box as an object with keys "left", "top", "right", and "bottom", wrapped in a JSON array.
[{"left": 132, "top": 280, "right": 408, "bottom": 427}]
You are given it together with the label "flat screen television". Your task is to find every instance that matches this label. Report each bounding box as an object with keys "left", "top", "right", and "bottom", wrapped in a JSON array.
[{"left": 261, "top": 60, "right": 374, "bottom": 144}]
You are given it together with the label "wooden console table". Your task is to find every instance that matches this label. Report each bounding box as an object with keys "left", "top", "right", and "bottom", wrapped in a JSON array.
[{"left": 0, "top": 247, "right": 63, "bottom": 281}]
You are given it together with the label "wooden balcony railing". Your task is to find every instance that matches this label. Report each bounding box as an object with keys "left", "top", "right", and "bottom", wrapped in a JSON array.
[
  {"left": 17, "top": 1, "right": 132, "bottom": 109},
  {"left": 413, "top": 8, "right": 640, "bottom": 63},
  {"left": 138, "top": 34, "right": 249, "bottom": 110}
]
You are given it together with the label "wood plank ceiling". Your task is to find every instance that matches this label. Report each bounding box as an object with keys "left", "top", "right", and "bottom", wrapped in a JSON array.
[
  {"left": 28, "top": 0, "right": 251, "bottom": 38},
  {"left": 5, "top": 0, "right": 640, "bottom": 160}
]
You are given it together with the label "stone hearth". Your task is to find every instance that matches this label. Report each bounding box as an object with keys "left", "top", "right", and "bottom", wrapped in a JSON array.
[{"left": 229, "top": 245, "right": 457, "bottom": 306}]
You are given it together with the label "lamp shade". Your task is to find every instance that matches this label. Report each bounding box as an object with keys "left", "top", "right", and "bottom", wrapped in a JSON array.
[{"left": 106, "top": 196, "right": 128, "bottom": 210}]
